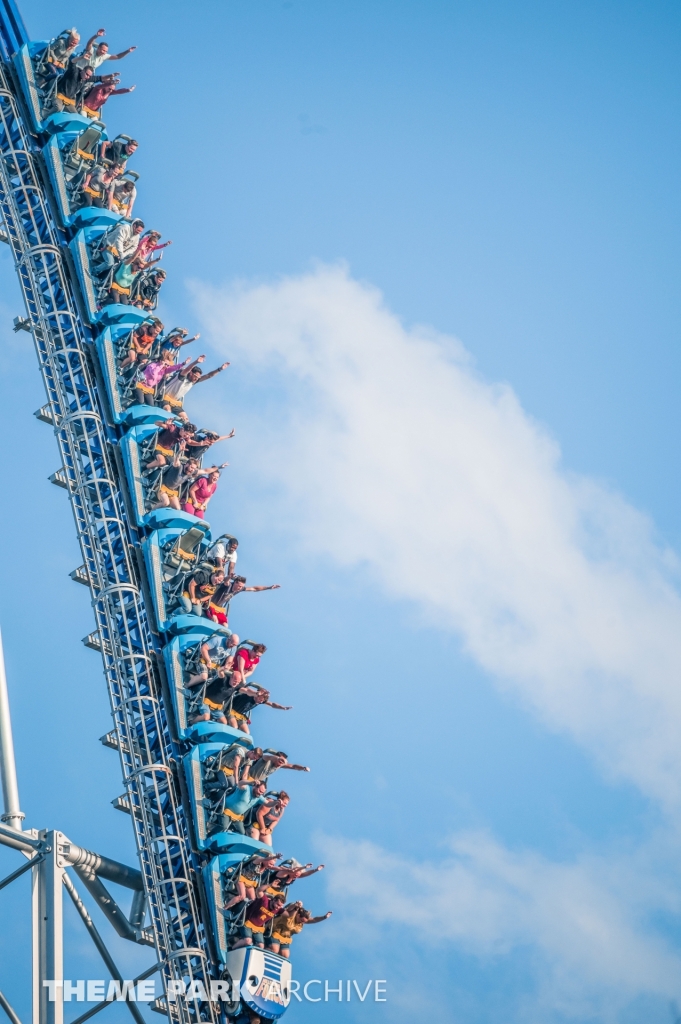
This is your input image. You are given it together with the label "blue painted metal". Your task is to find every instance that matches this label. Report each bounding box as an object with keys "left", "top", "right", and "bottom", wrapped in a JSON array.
[
  {"left": 0, "top": 19, "right": 222, "bottom": 1022},
  {"left": 41, "top": 134, "right": 70, "bottom": 223},
  {"left": 163, "top": 635, "right": 254, "bottom": 745},
  {"left": 0, "top": 0, "right": 27, "bottom": 60},
  {"left": 0, "top": 8, "right": 302, "bottom": 1018},
  {"left": 43, "top": 110, "right": 97, "bottom": 136},
  {"left": 67, "top": 204, "right": 121, "bottom": 231},
  {"left": 12, "top": 44, "right": 40, "bottom": 130},
  {"left": 141, "top": 524, "right": 211, "bottom": 631},
  {"left": 184, "top": 744, "right": 271, "bottom": 853},
  {"left": 168, "top": 614, "right": 229, "bottom": 637}
]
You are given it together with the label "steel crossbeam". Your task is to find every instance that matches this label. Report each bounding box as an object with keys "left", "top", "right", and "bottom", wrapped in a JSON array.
[{"left": 0, "top": 64, "right": 218, "bottom": 1024}]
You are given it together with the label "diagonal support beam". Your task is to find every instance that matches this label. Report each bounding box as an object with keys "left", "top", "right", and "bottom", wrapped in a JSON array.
[
  {"left": 67, "top": 962, "right": 160, "bottom": 1024},
  {"left": 0, "top": 990, "right": 21, "bottom": 1024},
  {"left": 62, "top": 873, "right": 146, "bottom": 1024},
  {"left": 0, "top": 852, "right": 41, "bottom": 892},
  {"left": 72, "top": 867, "right": 152, "bottom": 947}
]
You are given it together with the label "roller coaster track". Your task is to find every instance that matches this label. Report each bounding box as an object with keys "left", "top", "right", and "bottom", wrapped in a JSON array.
[{"left": 0, "top": 4, "right": 219, "bottom": 1020}]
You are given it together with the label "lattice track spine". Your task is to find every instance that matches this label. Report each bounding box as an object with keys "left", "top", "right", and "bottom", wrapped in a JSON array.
[{"left": 0, "top": 59, "right": 220, "bottom": 1023}]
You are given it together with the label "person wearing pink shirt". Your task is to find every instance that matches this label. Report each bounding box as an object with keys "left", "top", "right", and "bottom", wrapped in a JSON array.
[
  {"left": 135, "top": 230, "right": 173, "bottom": 264},
  {"left": 134, "top": 352, "right": 190, "bottom": 406},
  {"left": 183, "top": 469, "right": 220, "bottom": 519}
]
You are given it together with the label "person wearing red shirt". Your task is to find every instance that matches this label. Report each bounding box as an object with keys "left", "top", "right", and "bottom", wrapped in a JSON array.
[
  {"left": 82, "top": 75, "right": 136, "bottom": 118},
  {"left": 231, "top": 894, "right": 285, "bottom": 950},
  {"left": 231, "top": 643, "right": 266, "bottom": 686}
]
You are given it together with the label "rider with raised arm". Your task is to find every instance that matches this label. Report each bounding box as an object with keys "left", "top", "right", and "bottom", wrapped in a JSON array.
[
  {"left": 268, "top": 903, "right": 332, "bottom": 958},
  {"left": 225, "top": 687, "right": 292, "bottom": 735},
  {"left": 206, "top": 577, "right": 280, "bottom": 627},
  {"left": 95, "top": 217, "right": 144, "bottom": 275},
  {"left": 82, "top": 74, "right": 136, "bottom": 119},
  {"left": 75, "top": 29, "right": 136, "bottom": 70},
  {"left": 158, "top": 356, "right": 230, "bottom": 413}
]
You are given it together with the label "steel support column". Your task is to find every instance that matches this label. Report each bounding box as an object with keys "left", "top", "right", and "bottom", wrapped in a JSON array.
[
  {"left": 32, "top": 831, "right": 63, "bottom": 1024},
  {"left": 0, "top": 628, "right": 23, "bottom": 831}
]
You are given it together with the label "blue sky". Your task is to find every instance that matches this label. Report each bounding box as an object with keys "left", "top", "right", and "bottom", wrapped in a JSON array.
[{"left": 1, "top": 1, "right": 681, "bottom": 1022}]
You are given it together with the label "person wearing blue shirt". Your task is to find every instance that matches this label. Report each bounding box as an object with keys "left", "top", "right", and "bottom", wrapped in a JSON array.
[{"left": 223, "top": 779, "right": 267, "bottom": 835}]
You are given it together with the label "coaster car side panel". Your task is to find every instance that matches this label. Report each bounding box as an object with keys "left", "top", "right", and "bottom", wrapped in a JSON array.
[
  {"left": 94, "top": 326, "right": 125, "bottom": 421},
  {"left": 142, "top": 525, "right": 211, "bottom": 632},
  {"left": 225, "top": 948, "right": 291, "bottom": 1020},
  {"left": 41, "top": 134, "right": 70, "bottom": 224},
  {"left": 163, "top": 633, "right": 254, "bottom": 745},
  {"left": 120, "top": 423, "right": 155, "bottom": 525},
  {"left": 12, "top": 45, "right": 41, "bottom": 130},
  {"left": 68, "top": 228, "right": 99, "bottom": 321}
]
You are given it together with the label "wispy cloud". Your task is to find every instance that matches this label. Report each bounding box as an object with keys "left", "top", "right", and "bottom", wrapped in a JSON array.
[
  {"left": 193, "top": 263, "right": 681, "bottom": 809},
  {"left": 318, "top": 831, "right": 681, "bottom": 1022}
]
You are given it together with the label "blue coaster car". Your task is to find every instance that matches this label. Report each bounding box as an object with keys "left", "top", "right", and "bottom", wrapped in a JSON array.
[
  {"left": 163, "top": 632, "right": 252, "bottom": 744},
  {"left": 119, "top": 427, "right": 209, "bottom": 528},
  {"left": 95, "top": 323, "right": 162, "bottom": 423},
  {"left": 42, "top": 118, "right": 108, "bottom": 225},
  {"left": 183, "top": 743, "right": 270, "bottom": 853},
  {"left": 203, "top": 857, "right": 291, "bottom": 981},
  {"left": 68, "top": 210, "right": 125, "bottom": 322},
  {"left": 95, "top": 326, "right": 134, "bottom": 423},
  {"left": 141, "top": 519, "right": 211, "bottom": 631},
  {"left": 224, "top": 948, "right": 291, "bottom": 1019}
]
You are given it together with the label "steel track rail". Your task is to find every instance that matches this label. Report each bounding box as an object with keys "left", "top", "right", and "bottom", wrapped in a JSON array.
[{"left": 0, "top": 67, "right": 218, "bottom": 1023}]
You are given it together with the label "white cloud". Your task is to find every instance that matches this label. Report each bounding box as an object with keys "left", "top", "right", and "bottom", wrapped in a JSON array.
[
  {"left": 192, "top": 264, "right": 681, "bottom": 807},
  {"left": 318, "top": 831, "right": 681, "bottom": 1021}
]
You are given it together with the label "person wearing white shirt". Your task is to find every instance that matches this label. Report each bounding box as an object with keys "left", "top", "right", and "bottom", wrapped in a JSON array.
[
  {"left": 206, "top": 535, "right": 238, "bottom": 577},
  {"left": 75, "top": 29, "right": 136, "bottom": 69}
]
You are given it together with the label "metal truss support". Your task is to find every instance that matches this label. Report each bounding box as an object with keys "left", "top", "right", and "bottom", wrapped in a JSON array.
[
  {"left": 0, "top": 59, "right": 217, "bottom": 1022},
  {"left": 62, "top": 873, "right": 147, "bottom": 1024}
]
